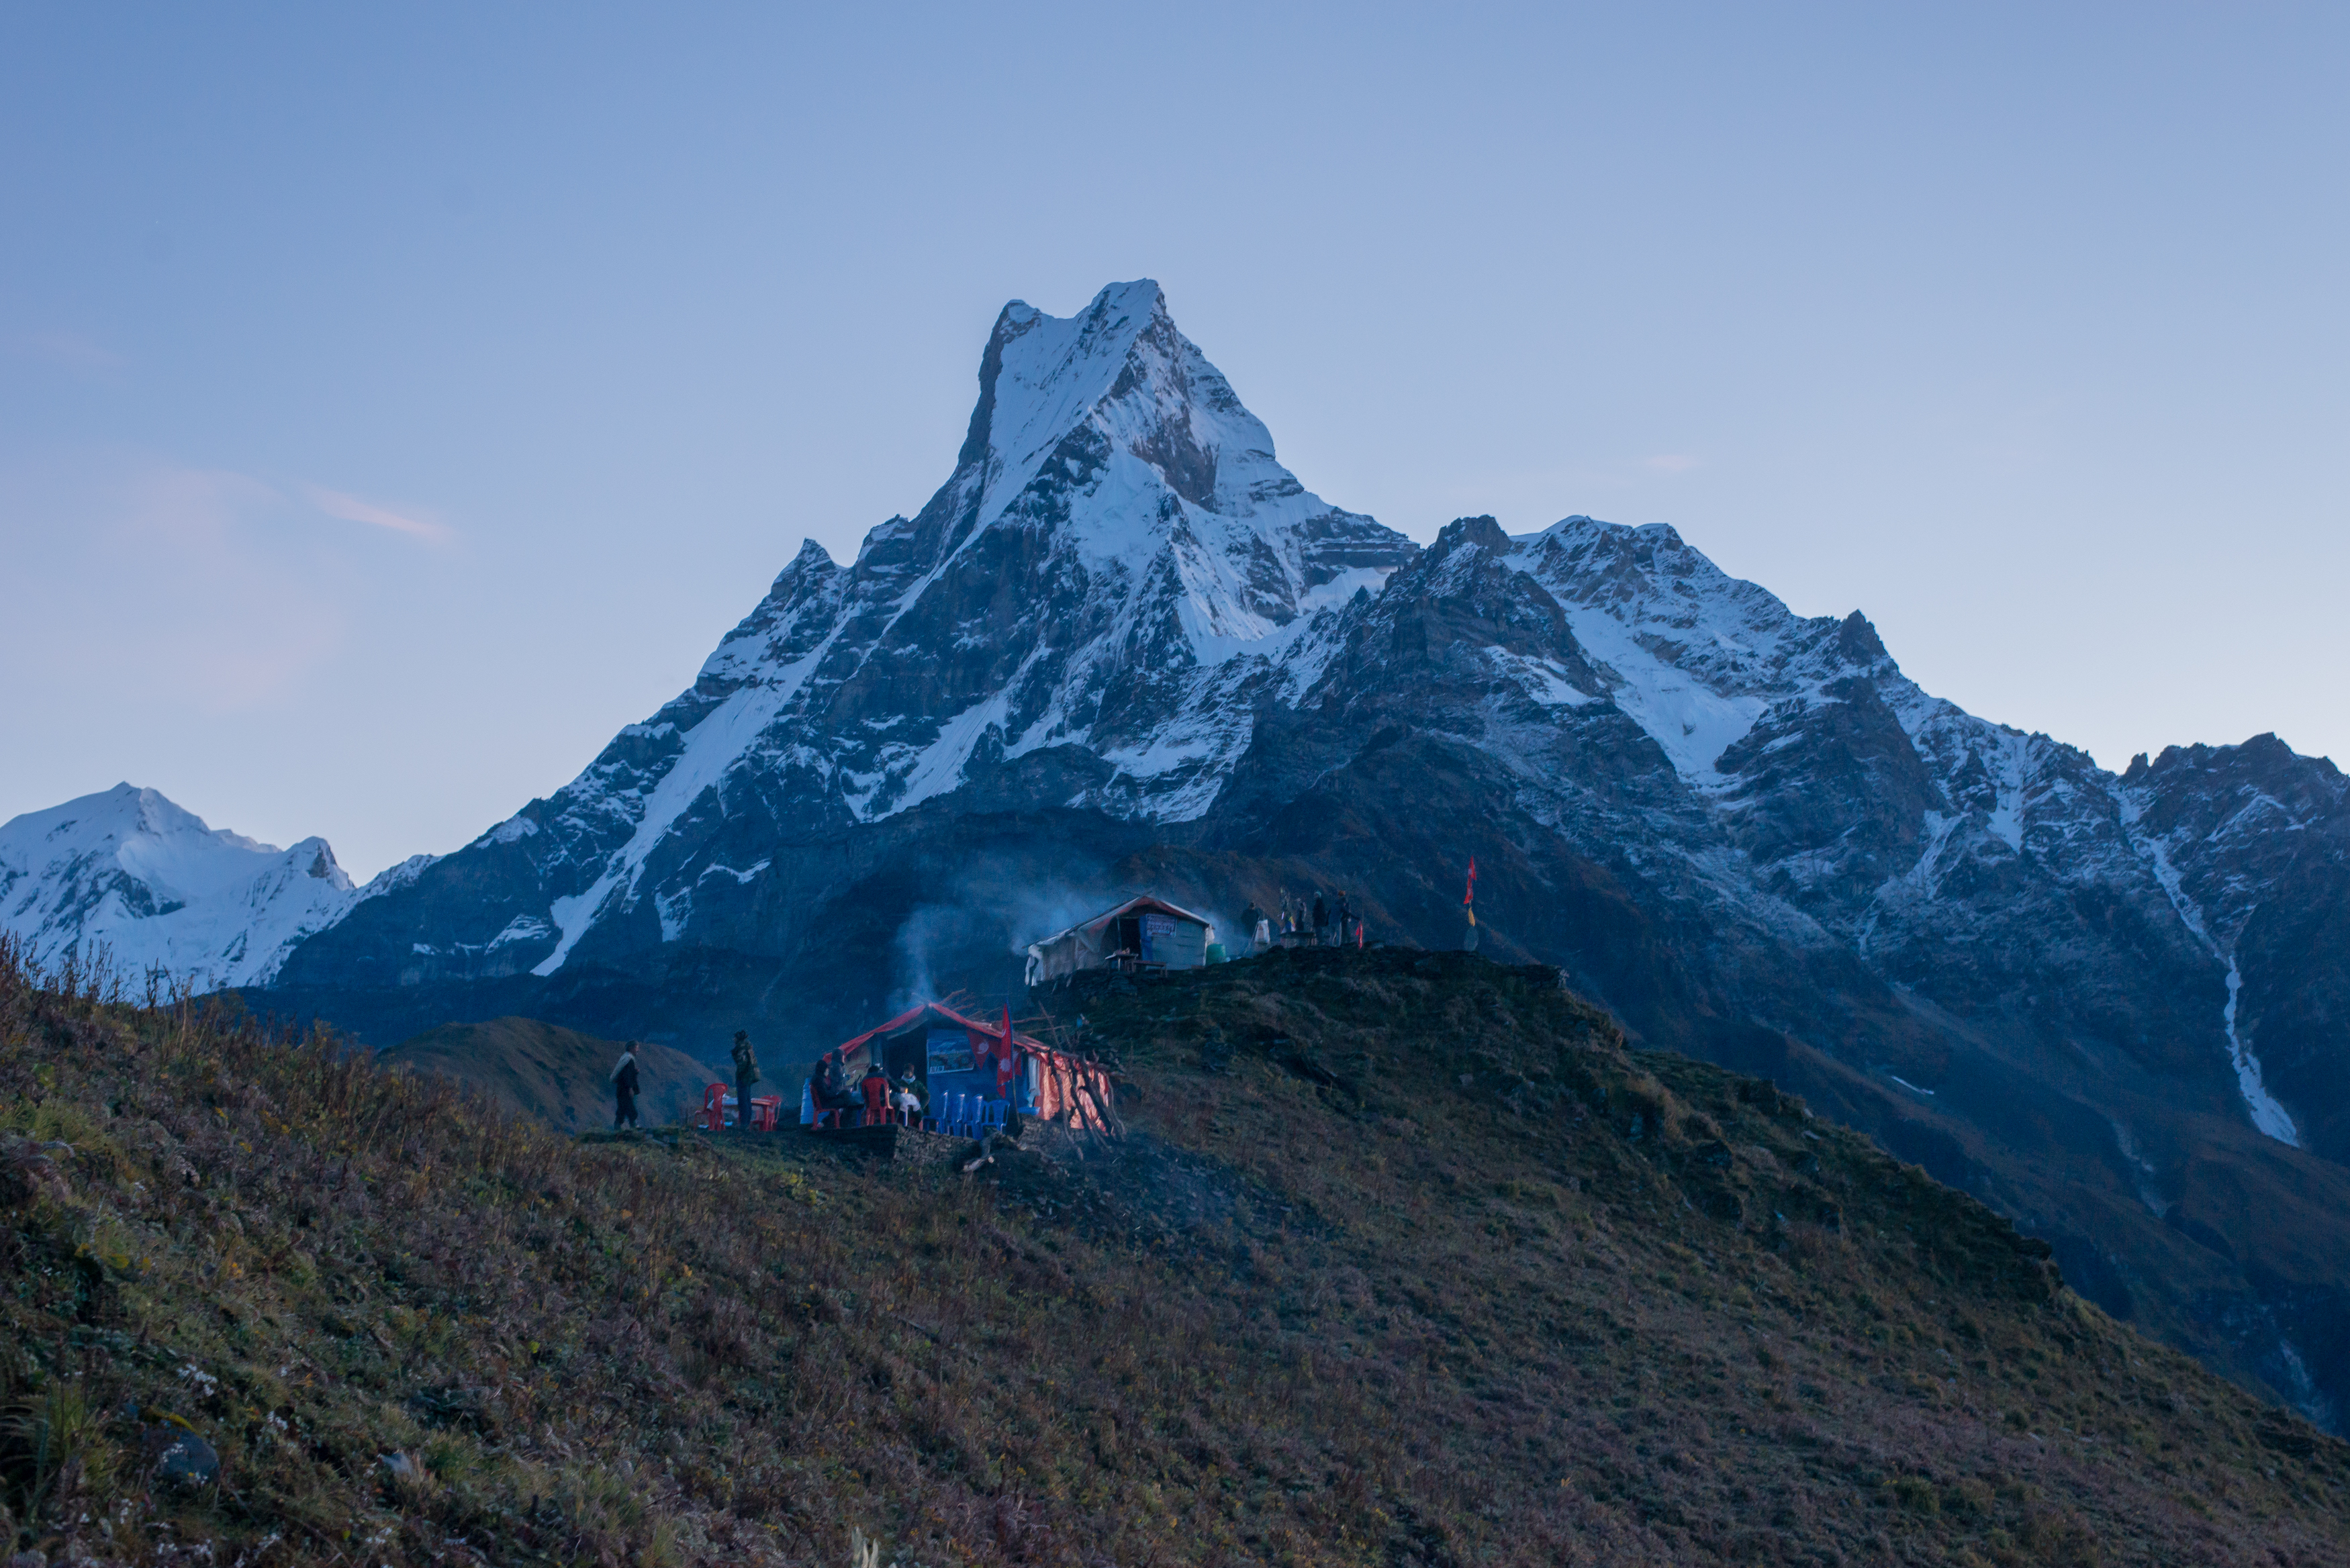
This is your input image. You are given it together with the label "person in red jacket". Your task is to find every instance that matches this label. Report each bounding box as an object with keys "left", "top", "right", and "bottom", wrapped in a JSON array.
[{"left": 857, "top": 1059, "right": 892, "bottom": 1126}]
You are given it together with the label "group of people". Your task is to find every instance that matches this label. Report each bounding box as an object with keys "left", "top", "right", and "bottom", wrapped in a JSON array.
[
  {"left": 808, "top": 1048, "right": 927, "bottom": 1128},
  {"left": 1237, "top": 889, "right": 1363, "bottom": 953},
  {"left": 608, "top": 1028, "right": 778, "bottom": 1130},
  {"left": 611, "top": 1028, "right": 939, "bottom": 1132}
]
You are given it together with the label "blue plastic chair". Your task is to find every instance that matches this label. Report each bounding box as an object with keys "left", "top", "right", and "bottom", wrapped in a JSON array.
[
  {"left": 945, "top": 1092, "right": 969, "bottom": 1138},
  {"left": 980, "top": 1098, "right": 1006, "bottom": 1132}
]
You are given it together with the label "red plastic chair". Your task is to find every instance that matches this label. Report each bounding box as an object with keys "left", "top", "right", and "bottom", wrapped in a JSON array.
[
  {"left": 697, "top": 1083, "right": 729, "bottom": 1130},
  {"left": 748, "top": 1095, "right": 782, "bottom": 1132}
]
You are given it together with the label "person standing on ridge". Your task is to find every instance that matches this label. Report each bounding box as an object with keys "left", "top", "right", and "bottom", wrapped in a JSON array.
[
  {"left": 1240, "top": 900, "right": 1265, "bottom": 956},
  {"left": 1335, "top": 891, "right": 1354, "bottom": 947},
  {"left": 1312, "top": 891, "right": 1330, "bottom": 946},
  {"left": 611, "top": 1042, "right": 641, "bottom": 1130},
  {"left": 731, "top": 1030, "right": 761, "bottom": 1131}
]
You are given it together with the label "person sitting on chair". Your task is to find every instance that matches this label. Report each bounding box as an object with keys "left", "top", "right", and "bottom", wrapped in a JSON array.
[
  {"left": 814, "top": 1050, "right": 852, "bottom": 1128},
  {"left": 894, "top": 1067, "right": 925, "bottom": 1126}
]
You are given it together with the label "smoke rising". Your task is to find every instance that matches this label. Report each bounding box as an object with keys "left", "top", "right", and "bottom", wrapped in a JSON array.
[
  {"left": 880, "top": 854, "right": 1306, "bottom": 1013},
  {"left": 884, "top": 858, "right": 1127, "bottom": 1015}
]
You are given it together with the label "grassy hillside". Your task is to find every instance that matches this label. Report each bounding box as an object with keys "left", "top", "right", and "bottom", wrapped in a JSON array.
[
  {"left": 381, "top": 1016, "right": 714, "bottom": 1132},
  {"left": 1, "top": 940, "right": 2345, "bottom": 1566}
]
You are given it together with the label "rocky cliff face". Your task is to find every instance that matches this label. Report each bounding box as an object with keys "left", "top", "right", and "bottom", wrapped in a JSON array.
[
  {"left": 261, "top": 280, "right": 2350, "bottom": 1426},
  {"left": 2120, "top": 738, "right": 2350, "bottom": 1159}
]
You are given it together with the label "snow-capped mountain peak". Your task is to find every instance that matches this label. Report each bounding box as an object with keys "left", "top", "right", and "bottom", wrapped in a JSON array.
[
  {"left": 1506, "top": 516, "right": 1893, "bottom": 780},
  {"left": 0, "top": 783, "right": 371, "bottom": 987},
  {"left": 969, "top": 281, "right": 1176, "bottom": 533},
  {"left": 471, "top": 282, "right": 1418, "bottom": 977},
  {"left": 859, "top": 279, "right": 1405, "bottom": 652}
]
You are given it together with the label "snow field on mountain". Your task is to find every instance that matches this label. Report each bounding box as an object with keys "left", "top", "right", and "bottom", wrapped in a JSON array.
[{"left": 1509, "top": 519, "right": 1834, "bottom": 781}]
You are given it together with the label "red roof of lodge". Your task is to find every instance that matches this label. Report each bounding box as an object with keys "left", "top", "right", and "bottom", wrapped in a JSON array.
[{"left": 831, "top": 999, "right": 1051, "bottom": 1063}]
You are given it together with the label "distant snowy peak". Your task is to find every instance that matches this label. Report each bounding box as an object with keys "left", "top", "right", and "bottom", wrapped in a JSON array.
[
  {"left": 969, "top": 281, "right": 1179, "bottom": 530},
  {"left": 0, "top": 783, "right": 393, "bottom": 987},
  {"left": 1476, "top": 513, "right": 2108, "bottom": 882},
  {"left": 1452, "top": 511, "right": 2312, "bottom": 1149},
  {"left": 1504, "top": 516, "right": 1901, "bottom": 779}
]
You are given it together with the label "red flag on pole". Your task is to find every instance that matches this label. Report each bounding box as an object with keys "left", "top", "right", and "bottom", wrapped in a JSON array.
[{"left": 1464, "top": 856, "right": 1478, "bottom": 928}]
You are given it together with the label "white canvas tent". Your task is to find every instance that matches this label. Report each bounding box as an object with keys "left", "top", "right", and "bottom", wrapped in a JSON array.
[{"left": 1025, "top": 895, "right": 1217, "bottom": 985}]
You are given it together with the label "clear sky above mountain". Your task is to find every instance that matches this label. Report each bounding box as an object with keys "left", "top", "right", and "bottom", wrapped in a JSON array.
[{"left": 3, "top": 3, "right": 2343, "bottom": 877}]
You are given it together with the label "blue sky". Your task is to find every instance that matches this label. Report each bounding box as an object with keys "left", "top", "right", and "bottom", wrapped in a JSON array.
[{"left": 3, "top": 3, "right": 2345, "bottom": 877}]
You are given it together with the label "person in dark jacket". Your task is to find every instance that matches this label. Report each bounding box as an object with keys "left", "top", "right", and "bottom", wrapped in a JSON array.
[
  {"left": 1335, "top": 891, "right": 1354, "bottom": 946},
  {"left": 1311, "top": 892, "right": 1330, "bottom": 944},
  {"left": 1240, "top": 901, "right": 1265, "bottom": 955},
  {"left": 610, "top": 1044, "right": 642, "bottom": 1130},
  {"left": 731, "top": 1030, "right": 761, "bottom": 1131},
  {"left": 894, "top": 1067, "right": 927, "bottom": 1125},
  {"left": 812, "top": 1050, "right": 849, "bottom": 1128}
]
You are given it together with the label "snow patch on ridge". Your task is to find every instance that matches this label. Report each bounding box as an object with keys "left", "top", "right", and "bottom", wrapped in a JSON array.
[
  {"left": 1564, "top": 600, "right": 1769, "bottom": 775},
  {"left": 884, "top": 689, "right": 1016, "bottom": 818},
  {"left": 1486, "top": 648, "right": 1595, "bottom": 708},
  {"left": 1984, "top": 734, "right": 2030, "bottom": 852},
  {"left": 2223, "top": 957, "right": 2300, "bottom": 1145},
  {"left": 534, "top": 630, "right": 839, "bottom": 975}
]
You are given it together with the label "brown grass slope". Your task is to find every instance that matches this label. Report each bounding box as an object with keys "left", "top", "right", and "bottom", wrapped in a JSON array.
[
  {"left": 380, "top": 1017, "right": 713, "bottom": 1132},
  {"left": 0, "top": 940, "right": 2344, "bottom": 1567}
]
